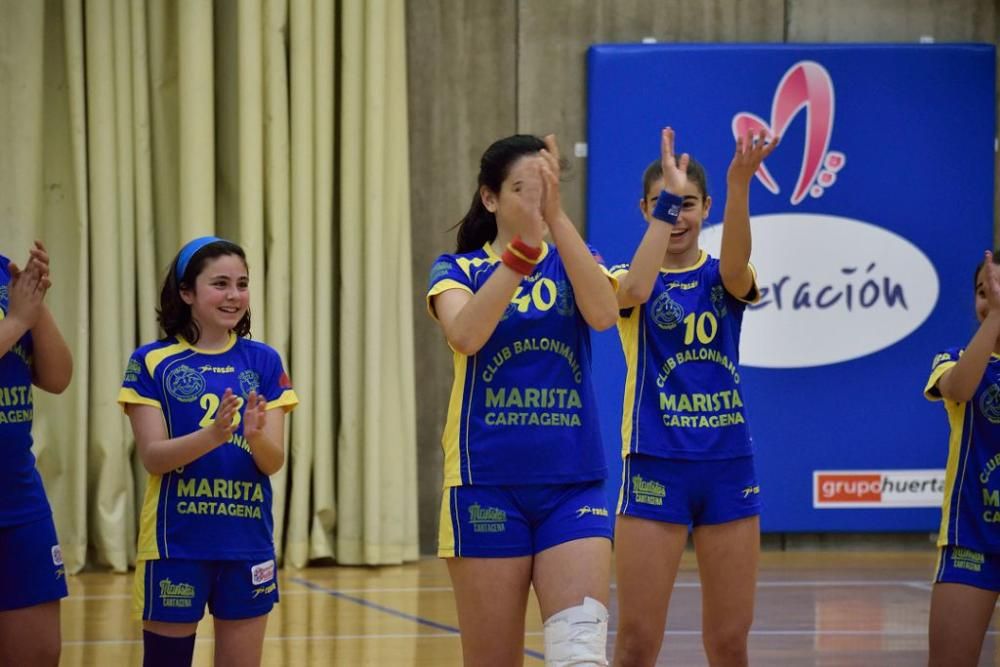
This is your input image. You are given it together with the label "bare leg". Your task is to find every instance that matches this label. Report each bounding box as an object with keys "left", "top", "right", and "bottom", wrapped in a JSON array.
[
  {"left": 447, "top": 555, "right": 533, "bottom": 666},
  {"left": 0, "top": 601, "right": 61, "bottom": 666},
  {"left": 692, "top": 515, "right": 759, "bottom": 667},
  {"left": 215, "top": 614, "right": 270, "bottom": 667},
  {"left": 612, "top": 516, "right": 688, "bottom": 667},
  {"left": 928, "top": 582, "right": 997, "bottom": 667}
]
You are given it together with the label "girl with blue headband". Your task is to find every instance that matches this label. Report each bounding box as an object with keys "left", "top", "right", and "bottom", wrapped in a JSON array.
[
  {"left": 119, "top": 237, "right": 297, "bottom": 667},
  {"left": 0, "top": 241, "right": 73, "bottom": 666}
]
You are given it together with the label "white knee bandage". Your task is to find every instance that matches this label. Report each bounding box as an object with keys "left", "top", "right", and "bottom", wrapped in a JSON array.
[{"left": 543, "top": 596, "right": 609, "bottom": 666}]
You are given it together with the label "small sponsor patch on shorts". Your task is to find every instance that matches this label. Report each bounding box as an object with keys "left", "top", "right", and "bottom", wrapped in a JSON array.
[
  {"left": 51, "top": 545, "right": 63, "bottom": 566},
  {"left": 251, "top": 559, "right": 275, "bottom": 585}
]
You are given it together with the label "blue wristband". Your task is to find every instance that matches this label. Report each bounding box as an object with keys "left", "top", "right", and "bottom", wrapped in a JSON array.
[{"left": 652, "top": 190, "right": 683, "bottom": 225}]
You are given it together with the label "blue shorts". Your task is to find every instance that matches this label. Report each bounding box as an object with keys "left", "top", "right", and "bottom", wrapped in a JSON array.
[
  {"left": 618, "top": 454, "right": 761, "bottom": 527},
  {"left": 0, "top": 514, "right": 68, "bottom": 611},
  {"left": 438, "top": 481, "right": 613, "bottom": 558},
  {"left": 135, "top": 557, "right": 279, "bottom": 622},
  {"left": 934, "top": 545, "right": 1000, "bottom": 592}
]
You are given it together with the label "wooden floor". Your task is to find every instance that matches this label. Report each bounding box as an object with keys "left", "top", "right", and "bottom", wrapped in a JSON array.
[{"left": 60, "top": 548, "right": 1000, "bottom": 666}]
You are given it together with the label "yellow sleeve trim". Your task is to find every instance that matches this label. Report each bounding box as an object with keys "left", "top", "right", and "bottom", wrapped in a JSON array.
[
  {"left": 734, "top": 263, "right": 761, "bottom": 304},
  {"left": 426, "top": 279, "right": 473, "bottom": 320},
  {"left": 599, "top": 263, "right": 620, "bottom": 292},
  {"left": 267, "top": 389, "right": 299, "bottom": 413},
  {"left": 924, "top": 361, "right": 957, "bottom": 401},
  {"left": 117, "top": 387, "right": 161, "bottom": 412}
]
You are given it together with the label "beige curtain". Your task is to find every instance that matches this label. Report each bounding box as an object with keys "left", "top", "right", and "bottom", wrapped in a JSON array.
[{"left": 0, "top": 0, "right": 417, "bottom": 572}]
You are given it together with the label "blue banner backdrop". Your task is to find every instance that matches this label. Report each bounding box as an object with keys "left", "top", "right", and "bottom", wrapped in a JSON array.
[{"left": 586, "top": 44, "right": 995, "bottom": 531}]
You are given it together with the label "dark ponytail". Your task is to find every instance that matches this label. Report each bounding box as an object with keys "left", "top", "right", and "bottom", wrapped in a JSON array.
[{"left": 454, "top": 134, "right": 547, "bottom": 253}]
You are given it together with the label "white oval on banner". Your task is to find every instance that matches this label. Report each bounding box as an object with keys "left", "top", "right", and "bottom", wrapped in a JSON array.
[{"left": 699, "top": 213, "right": 939, "bottom": 368}]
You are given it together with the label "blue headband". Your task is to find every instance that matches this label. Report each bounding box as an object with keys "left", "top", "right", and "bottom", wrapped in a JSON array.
[{"left": 175, "top": 236, "right": 224, "bottom": 281}]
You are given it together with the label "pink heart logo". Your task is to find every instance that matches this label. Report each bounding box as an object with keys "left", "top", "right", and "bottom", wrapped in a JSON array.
[{"left": 733, "top": 61, "right": 844, "bottom": 205}]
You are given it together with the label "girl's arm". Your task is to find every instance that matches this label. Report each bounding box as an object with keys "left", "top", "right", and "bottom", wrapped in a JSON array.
[
  {"left": 433, "top": 168, "right": 548, "bottom": 355},
  {"left": 938, "top": 252, "right": 1000, "bottom": 402},
  {"left": 0, "top": 258, "right": 48, "bottom": 358},
  {"left": 7, "top": 242, "right": 73, "bottom": 392},
  {"left": 242, "top": 391, "right": 285, "bottom": 476},
  {"left": 127, "top": 388, "right": 240, "bottom": 474},
  {"left": 433, "top": 267, "right": 525, "bottom": 356},
  {"left": 30, "top": 305, "right": 73, "bottom": 394},
  {"left": 618, "top": 127, "right": 684, "bottom": 309},
  {"left": 719, "top": 130, "right": 778, "bottom": 299},
  {"left": 539, "top": 135, "right": 618, "bottom": 331}
]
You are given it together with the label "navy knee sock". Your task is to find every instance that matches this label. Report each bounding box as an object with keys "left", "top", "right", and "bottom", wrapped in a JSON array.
[{"left": 142, "top": 630, "right": 196, "bottom": 667}]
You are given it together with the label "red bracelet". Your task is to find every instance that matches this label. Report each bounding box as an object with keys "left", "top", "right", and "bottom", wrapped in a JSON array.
[
  {"left": 509, "top": 235, "right": 542, "bottom": 261},
  {"left": 502, "top": 249, "right": 536, "bottom": 276}
]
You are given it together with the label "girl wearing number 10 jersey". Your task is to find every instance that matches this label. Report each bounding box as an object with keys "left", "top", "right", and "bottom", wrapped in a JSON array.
[{"left": 612, "top": 127, "right": 777, "bottom": 667}]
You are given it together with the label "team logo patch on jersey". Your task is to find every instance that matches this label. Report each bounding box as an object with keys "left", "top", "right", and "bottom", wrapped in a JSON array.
[
  {"left": 165, "top": 365, "right": 206, "bottom": 403},
  {"left": 931, "top": 351, "right": 957, "bottom": 370},
  {"left": 0, "top": 284, "right": 8, "bottom": 310},
  {"left": 123, "top": 358, "right": 142, "bottom": 384},
  {"left": 711, "top": 285, "right": 728, "bottom": 318},
  {"left": 650, "top": 292, "right": 684, "bottom": 330},
  {"left": 239, "top": 370, "right": 261, "bottom": 397},
  {"left": 555, "top": 280, "right": 575, "bottom": 316},
  {"left": 980, "top": 384, "right": 1000, "bottom": 424},
  {"left": 429, "top": 260, "right": 453, "bottom": 285},
  {"left": 251, "top": 559, "right": 275, "bottom": 585},
  {"left": 51, "top": 545, "right": 63, "bottom": 566}
]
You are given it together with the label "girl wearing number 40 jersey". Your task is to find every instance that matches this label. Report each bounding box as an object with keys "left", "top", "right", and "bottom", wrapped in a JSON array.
[
  {"left": 427, "top": 134, "right": 619, "bottom": 665},
  {"left": 119, "top": 238, "right": 297, "bottom": 667},
  {"left": 924, "top": 251, "right": 1000, "bottom": 667},
  {"left": 612, "top": 127, "right": 777, "bottom": 667}
]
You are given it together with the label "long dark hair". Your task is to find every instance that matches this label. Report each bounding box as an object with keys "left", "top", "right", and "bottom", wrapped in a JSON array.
[
  {"left": 642, "top": 156, "right": 710, "bottom": 201},
  {"left": 454, "top": 135, "right": 547, "bottom": 253},
  {"left": 158, "top": 239, "right": 251, "bottom": 343}
]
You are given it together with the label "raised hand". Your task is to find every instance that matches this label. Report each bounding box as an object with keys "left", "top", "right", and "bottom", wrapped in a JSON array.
[
  {"left": 242, "top": 390, "right": 268, "bottom": 442},
  {"left": 6, "top": 261, "right": 48, "bottom": 329},
  {"left": 984, "top": 251, "right": 1000, "bottom": 314},
  {"left": 727, "top": 129, "right": 779, "bottom": 186},
  {"left": 24, "top": 241, "right": 50, "bottom": 281},
  {"left": 539, "top": 134, "right": 565, "bottom": 226},
  {"left": 506, "top": 156, "right": 546, "bottom": 247},
  {"left": 209, "top": 388, "right": 240, "bottom": 442},
  {"left": 660, "top": 127, "right": 690, "bottom": 195}
]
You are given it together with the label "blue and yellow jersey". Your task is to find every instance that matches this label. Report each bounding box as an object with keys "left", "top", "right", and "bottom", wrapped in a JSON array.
[
  {"left": 0, "top": 255, "right": 50, "bottom": 527},
  {"left": 118, "top": 334, "right": 297, "bottom": 561},
  {"left": 612, "top": 251, "right": 758, "bottom": 460},
  {"left": 426, "top": 242, "right": 614, "bottom": 487},
  {"left": 925, "top": 347, "right": 1000, "bottom": 552}
]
